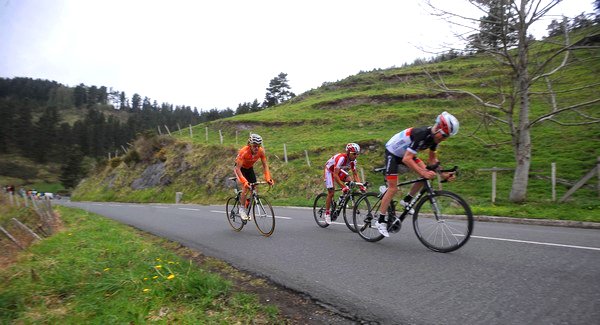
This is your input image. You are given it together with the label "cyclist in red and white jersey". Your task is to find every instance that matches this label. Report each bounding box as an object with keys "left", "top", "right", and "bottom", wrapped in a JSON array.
[
  {"left": 234, "top": 133, "right": 274, "bottom": 221},
  {"left": 323, "top": 143, "right": 366, "bottom": 224},
  {"left": 375, "top": 112, "right": 459, "bottom": 237}
]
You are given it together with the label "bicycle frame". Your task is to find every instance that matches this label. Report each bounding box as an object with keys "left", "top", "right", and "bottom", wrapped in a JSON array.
[{"left": 376, "top": 167, "right": 457, "bottom": 222}]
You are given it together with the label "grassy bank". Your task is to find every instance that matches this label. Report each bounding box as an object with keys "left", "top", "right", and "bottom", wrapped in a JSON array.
[{"left": 0, "top": 206, "right": 281, "bottom": 323}]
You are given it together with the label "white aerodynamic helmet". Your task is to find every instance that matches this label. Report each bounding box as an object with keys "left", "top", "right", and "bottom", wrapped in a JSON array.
[{"left": 434, "top": 111, "right": 459, "bottom": 137}]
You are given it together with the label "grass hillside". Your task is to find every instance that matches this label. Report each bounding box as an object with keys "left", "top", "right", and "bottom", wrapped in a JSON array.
[{"left": 73, "top": 27, "right": 600, "bottom": 222}]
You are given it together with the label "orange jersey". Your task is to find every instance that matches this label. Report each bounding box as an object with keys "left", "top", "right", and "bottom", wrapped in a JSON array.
[{"left": 236, "top": 145, "right": 266, "bottom": 169}]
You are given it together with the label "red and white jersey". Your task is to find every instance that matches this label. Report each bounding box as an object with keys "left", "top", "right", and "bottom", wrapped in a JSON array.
[{"left": 324, "top": 153, "right": 356, "bottom": 174}]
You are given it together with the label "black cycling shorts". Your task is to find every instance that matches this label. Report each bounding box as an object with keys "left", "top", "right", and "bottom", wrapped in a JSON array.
[
  {"left": 240, "top": 167, "right": 257, "bottom": 184},
  {"left": 384, "top": 149, "right": 412, "bottom": 176}
]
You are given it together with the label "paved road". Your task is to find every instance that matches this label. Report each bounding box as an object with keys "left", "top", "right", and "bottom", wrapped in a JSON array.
[{"left": 57, "top": 200, "right": 600, "bottom": 325}]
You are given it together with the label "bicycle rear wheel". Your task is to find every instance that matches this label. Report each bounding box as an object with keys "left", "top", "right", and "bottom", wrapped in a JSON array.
[
  {"left": 412, "top": 190, "right": 474, "bottom": 253},
  {"left": 353, "top": 192, "right": 385, "bottom": 242},
  {"left": 253, "top": 196, "right": 275, "bottom": 237},
  {"left": 342, "top": 193, "right": 362, "bottom": 232},
  {"left": 225, "top": 196, "right": 245, "bottom": 231},
  {"left": 312, "top": 193, "right": 330, "bottom": 228}
]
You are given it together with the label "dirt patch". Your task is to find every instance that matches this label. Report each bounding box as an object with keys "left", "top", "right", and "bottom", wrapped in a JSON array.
[
  {"left": 315, "top": 92, "right": 464, "bottom": 110},
  {"left": 167, "top": 244, "right": 362, "bottom": 324}
]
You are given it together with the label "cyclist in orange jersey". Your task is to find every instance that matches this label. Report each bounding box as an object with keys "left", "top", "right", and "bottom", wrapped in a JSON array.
[{"left": 234, "top": 133, "right": 274, "bottom": 221}]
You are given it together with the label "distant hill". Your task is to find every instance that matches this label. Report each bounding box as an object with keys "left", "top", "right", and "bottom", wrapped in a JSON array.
[
  {"left": 72, "top": 27, "right": 600, "bottom": 221},
  {"left": 0, "top": 77, "right": 235, "bottom": 190}
]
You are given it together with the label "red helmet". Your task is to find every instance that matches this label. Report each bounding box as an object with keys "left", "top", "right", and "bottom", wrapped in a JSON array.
[{"left": 346, "top": 143, "right": 360, "bottom": 154}]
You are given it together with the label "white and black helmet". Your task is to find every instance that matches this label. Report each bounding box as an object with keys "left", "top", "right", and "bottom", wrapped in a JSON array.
[{"left": 248, "top": 133, "right": 263, "bottom": 145}]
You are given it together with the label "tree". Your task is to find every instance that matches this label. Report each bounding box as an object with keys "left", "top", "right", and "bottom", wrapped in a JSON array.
[
  {"left": 467, "top": 0, "right": 518, "bottom": 51},
  {"left": 59, "top": 145, "right": 85, "bottom": 189},
  {"left": 263, "top": 73, "right": 296, "bottom": 108},
  {"left": 426, "top": 0, "right": 600, "bottom": 202}
]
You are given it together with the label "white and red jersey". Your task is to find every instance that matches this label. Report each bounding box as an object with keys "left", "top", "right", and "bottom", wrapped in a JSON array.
[
  {"left": 325, "top": 153, "right": 357, "bottom": 174},
  {"left": 323, "top": 153, "right": 357, "bottom": 189}
]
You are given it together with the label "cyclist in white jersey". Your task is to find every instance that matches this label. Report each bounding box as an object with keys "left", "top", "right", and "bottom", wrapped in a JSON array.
[
  {"left": 374, "top": 112, "right": 459, "bottom": 237},
  {"left": 323, "top": 143, "right": 366, "bottom": 224}
]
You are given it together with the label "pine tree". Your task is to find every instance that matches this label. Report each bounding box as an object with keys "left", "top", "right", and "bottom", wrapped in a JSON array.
[
  {"left": 263, "top": 73, "right": 296, "bottom": 108},
  {"left": 59, "top": 145, "right": 84, "bottom": 189}
]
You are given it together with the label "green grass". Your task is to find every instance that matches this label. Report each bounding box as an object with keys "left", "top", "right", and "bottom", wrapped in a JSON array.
[
  {"left": 0, "top": 206, "right": 281, "bottom": 324},
  {"left": 71, "top": 27, "right": 600, "bottom": 223}
]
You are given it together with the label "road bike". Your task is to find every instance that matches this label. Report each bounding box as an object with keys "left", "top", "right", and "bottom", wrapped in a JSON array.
[
  {"left": 225, "top": 178, "right": 275, "bottom": 237},
  {"left": 313, "top": 181, "right": 367, "bottom": 232},
  {"left": 353, "top": 166, "right": 473, "bottom": 252}
]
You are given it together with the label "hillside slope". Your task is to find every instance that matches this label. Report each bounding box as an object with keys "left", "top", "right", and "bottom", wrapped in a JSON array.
[{"left": 73, "top": 28, "right": 600, "bottom": 222}]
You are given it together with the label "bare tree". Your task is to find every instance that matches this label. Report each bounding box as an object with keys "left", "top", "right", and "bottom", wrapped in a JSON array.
[{"left": 425, "top": 0, "right": 600, "bottom": 202}]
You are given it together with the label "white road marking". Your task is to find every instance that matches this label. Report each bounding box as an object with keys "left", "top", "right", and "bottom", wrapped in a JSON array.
[
  {"left": 179, "top": 208, "right": 200, "bottom": 211},
  {"left": 210, "top": 210, "right": 292, "bottom": 220},
  {"left": 472, "top": 235, "right": 600, "bottom": 251}
]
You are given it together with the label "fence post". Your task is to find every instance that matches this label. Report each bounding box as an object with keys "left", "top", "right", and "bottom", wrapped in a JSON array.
[
  {"left": 491, "top": 168, "right": 497, "bottom": 203},
  {"left": 205, "top": 127, "right": 208, "bottom": 142},
  {"left": 597, "top": 156, "right": 600, "bottom": 198},
  {"left": 551, "top": 162, "right": 556, "bottom": 201},
  {"left": 283, "top": 144, "right": 288, "bottom": 163},
  {"left": 360, "top": 168, "right": 365, "bottom": 184},
  {"left": 236, "top": 131, "right": 238, "bottom": 145},
  {"left": 304, "top": 150, "right": 311, "bottom": 167},
  {"left": 157, "top": 125, "right": 162, "bottom": 135},
  {"left": 177, "top": 123, "right": 182, "bottom": 136},
  {"left": 164, "top": 125, "right": 172, "bottom": 136},
  {"left": 219, "top": 130, "right": 223, "bottom": 144}
]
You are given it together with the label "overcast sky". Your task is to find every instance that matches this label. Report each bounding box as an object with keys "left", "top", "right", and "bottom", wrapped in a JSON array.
[{"left": 0, "top": 0, "right": 594, "bottom": 110}]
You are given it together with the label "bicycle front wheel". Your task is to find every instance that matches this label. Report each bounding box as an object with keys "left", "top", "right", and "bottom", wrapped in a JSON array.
[
  {"left": 342, "top": 193, "right": 362, "bottom": 233},
  {"left": 225, "top": 196, "right": 244, "bottom": 232},
  {"left": 413, "top": 190, "right": 474, "bottom": 253},
  {"left": 312, "top": 193, "right": 330, "bottom": 228},
  {"left": 353, "top": 192, "right": 385, "bottom": 242},
  {"left": 253, "top": 196, "right": 276, "bottom": 237}
]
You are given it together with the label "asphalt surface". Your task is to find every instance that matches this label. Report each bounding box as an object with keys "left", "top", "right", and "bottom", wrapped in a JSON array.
[{"left": 56, "top": 200, "right": 600, "bottom": 325}]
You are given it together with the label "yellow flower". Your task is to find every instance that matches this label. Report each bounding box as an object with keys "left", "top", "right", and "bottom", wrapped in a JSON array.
[
  {"left": 152, "top": 276, "right": 159, "bottom": 279},
  {"left": 103, "top": 268, "right": 110, "bottom": 272},
  {"left": 155, "top": 265, "right": 162, "bottom": 269},
  {"left": 167, "top": 274, "right": 175, "bottom": 280},
  {"left": 168, "top": 261, "right": 175, "bottom": 264},
  {"left": 143, "top": 277, "right": 148, "bottom": 281},
  {"left": 156, "top": 258, "right": 161, "bottom": 261},
  {"left": 143, "top": 288, "right": 150, "bottom": 292}
]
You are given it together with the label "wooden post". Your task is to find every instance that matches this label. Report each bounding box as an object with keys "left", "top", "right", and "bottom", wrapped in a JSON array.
[
  {"left": 205, "top": 127, "right": 208, "bottom": 142},
  {"left": 12, "top": 218, "right": 42, "bottom": 241},
  {"left": 219, "top": 130, "right": 223, "bottom": 144},
  {"left": 551, "top": 162, "right": 556, "bottom": 202},
  {"left": 597, "top": 156, "right": 600, "bottom": 199},
  {"left": 283, "top": 144, "right": 288, "bottom": 163},
  {"left": 177, "top": 123, "right": 182, "bottom": 135},
  {"left": 164, "top": 125, "right": 171, "bottom": 136},
  {"left": 304, "top": 150, "right": 311, "bottom": 167},
  {"left": 0, "top": 226, "right": 24, "bottom": 249},
  {"left": 157, "top": 125, "right": 162, "bottom": 135},
  {"left": 491, "top": 169, "right": 497, "bottom": 203},
  {"left": 360, "top": 168, "right": 365, "bottom": 184},
  {"left": 235, "top": 131, "right": 238, "bottom": 145},
  {"left": 108, "top": 152, "right": 111, "bottom": 160}
]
